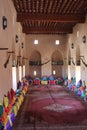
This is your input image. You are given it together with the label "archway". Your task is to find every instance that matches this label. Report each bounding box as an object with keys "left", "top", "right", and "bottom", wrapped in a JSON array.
[
  {"left": 29, "top": 50, "right": 41, "bottom": 78},
  {"left": 76, "top": 45, "right": 81, "bottom": 84},
  {"left": 12, "top": 41, "right": 17, "bottom": 91},
  {"left": 51, "top": 50, "right": 63, "bottom": 77},
  {"left": 68, "top": 49, "right": 71, "bottom": 80}
]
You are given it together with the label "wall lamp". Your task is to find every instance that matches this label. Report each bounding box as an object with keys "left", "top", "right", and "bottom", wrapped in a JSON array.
[
  {"left": 80, "top": 56, "right": 87, "bottom": 67},
  {"left": 2, "top": 16, "right": 7, "bottom": 30}
]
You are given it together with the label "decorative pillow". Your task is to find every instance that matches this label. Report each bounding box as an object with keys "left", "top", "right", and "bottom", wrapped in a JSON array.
[
  {"left": 49, "top": 75, "right": 54, "bottom": 80},
  {"left": 35, "top": 77, "right": 39, "bottom": 80},
  {"left": 42, "top": 76, "right": 47, "bottom": 81},
  {"left": 77, "top": 80, "right": 82, "bottom": 88},
  {"left": 3, "top": 95, "right": 9, "bottom": 108},
  {"left": 0, "top": 121, "right": 4, "bottom": 130},
  {"left": 0, "top": 104, "right": 4, "bottom": 117},
  {"left": 7, "top": 91, "right": 12, "bottom": 103},
  {"left": 10, "top": 88, "right": 15, "bottom": 98}
]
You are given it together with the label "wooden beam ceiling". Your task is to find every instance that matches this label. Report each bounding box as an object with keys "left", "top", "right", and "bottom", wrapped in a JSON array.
[
  {"left": 12, "top": 0, "right": 87, "bottom": 34},
  {"left": 23, "top": 27, "right": 72, "bottom": 34},
  {"left": 17, "top": 13, "right": 85, "bottom": 23}
]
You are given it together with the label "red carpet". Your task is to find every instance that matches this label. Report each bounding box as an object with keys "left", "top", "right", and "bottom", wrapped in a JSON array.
[{"left": 12, "top": 85, "right": 87, "bottom": 130}]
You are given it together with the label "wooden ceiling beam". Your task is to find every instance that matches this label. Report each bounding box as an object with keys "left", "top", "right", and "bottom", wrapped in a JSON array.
[
  {"left": 17, "top": 13, "right": 85, "bottom": 23},
  {"left": 23, "top": 27, "right": 72, "bottom": 34}
]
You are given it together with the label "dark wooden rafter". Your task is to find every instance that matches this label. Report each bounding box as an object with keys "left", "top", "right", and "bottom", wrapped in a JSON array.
[
  {"left": 23, "top": 27, "right": 72, "bottom": 34},
  {"left": 12, "top": 0, "right": 87, "bottom": 34},
  {"left": 17, "top": 13, "right": 85, "bottom": 23}
]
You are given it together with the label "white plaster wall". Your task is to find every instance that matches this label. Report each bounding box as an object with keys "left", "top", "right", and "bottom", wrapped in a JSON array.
[
  {"left": 25, "top": 34, "right": 68, "bottom": 77},
  {"left": 0, "top": 0, "right": 26, "bottom": 102},
  {"left": 67, "top": 15, "right": 87, "bottom": 85}
]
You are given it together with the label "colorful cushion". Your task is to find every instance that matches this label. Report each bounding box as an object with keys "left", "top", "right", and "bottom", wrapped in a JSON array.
[
  {"left": 49, "top": 75, "right": 54, "bottom": 80},
  {"left": 41, "top": 80, "right": 48, "bottom": 85},
  {"left": 0, "top": 121, "right": 4, "bottom": 130},
  {"left": 0, "top": 104, "right": 4, "bottom": 117},
  {"left": 3, "top": 95, "right": 9, "bottom": 108},
  {"left": 77, "top": 80, "right": 82, "bottom": 88},
  {"left": 10, "top": 88, "right": 15, "bottom": 99},
  {"left": 7, "top": 91, "right": 12, "bottom": 103},
  {"left": 42, "top": 76, "right": 47, "bottom": 81}
]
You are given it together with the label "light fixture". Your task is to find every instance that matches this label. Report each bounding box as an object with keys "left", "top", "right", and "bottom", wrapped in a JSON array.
[
  {"left": 2, "top": 16, "right": 7, "bottom": 30},
  {"left": 15, "top": 35, "right": 18, "bottom": 43},
  {"left": 55, "top": 40, "right": 59, "bottom": 45},
  {"left": 34, "top": 40, "right": 38, "bottom": 45}
]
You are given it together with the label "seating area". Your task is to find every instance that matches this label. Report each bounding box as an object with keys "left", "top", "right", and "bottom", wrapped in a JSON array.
[
  {"left": 64, "top": 77, "right": 87, "bottom": 101},
  {"left": 26, "top": 75, "right": 64, "bottom": 86},
  {"left": 1, "top": 76, "right": 87, "bottom": 130},
  {"left": 0, "top": 78, "right": 29, "bottom": 130}
]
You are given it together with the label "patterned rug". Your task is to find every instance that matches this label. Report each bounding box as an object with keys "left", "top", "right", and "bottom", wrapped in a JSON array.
[{"left": 12, "top": 85, "right": 87, "bottom": 130}]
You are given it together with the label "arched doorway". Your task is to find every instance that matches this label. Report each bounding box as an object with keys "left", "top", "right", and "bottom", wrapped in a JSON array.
[
  {"left": 76, "top": 45, "right": 81, "bottom": 84},
  {"left": 51, "top": 50, "right": 63, "bottom": 77},
  {"left": 29, "top": 50, "right": 41, "bottom": 78}
]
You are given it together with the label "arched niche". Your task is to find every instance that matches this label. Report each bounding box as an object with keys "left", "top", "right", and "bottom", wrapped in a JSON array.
[
  {"left": 51, "top": 50, "right": 63, "bottom": 77},
  {"left": 29, "top": 50, "right": 41, "bottom": 78},
  {"left": 76, "top": 45, "right": 80, "bottom": 66}
]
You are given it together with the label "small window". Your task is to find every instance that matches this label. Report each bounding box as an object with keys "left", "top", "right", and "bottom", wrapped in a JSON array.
[
  {"left": 53, "top": 70, "right": 56, "bottom": 75},
  {"left": 77, "top": 31, "right": 79, "bottom": 37},
  {"left": 34, "top": 70, "right": 37, "bottom": 76},
  {"left": 34, "top": 40, "right": 38, "bottom": 45},
  {"left": 55, "top": 40, "right": 59, "bottom": 45}
]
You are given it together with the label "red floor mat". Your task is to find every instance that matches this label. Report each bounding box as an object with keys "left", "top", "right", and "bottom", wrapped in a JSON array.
[{"left": 12, "top": 85, "right": 87, "bottom": 130}]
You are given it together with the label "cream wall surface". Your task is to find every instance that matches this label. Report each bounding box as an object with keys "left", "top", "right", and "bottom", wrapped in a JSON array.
[
  {"left": 0, "top": 0, "right": 26, "bottom": 102},
  {"left": 67, "top": 15, "right": 87, "bottom": 85},
  {"left": 26, "top": 35, "right": 68, "bottom": 77}
]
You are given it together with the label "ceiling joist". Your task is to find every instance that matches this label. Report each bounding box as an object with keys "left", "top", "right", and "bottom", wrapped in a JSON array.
[
  {"left": 23, "top": 27, "right": 72, "bottom": 34},
  {"left": 12, "top": 0, "right": 87, "bottom": 34},
  {"left": 17, "top": 13, "right": 85, "bottom": 23}
]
